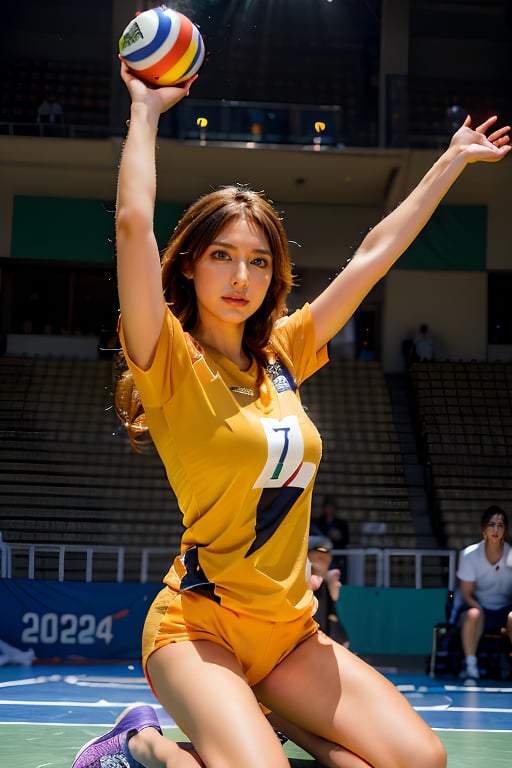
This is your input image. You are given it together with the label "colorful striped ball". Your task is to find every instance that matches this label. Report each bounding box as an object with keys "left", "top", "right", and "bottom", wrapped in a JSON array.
[{"left": 119, "top": 6, "right": 205, "bottom": 87}]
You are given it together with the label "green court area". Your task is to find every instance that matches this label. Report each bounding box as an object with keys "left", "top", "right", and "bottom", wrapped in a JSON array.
[
  {"left": 2, "top": 725, "right": 512, "bottom": 768},
  {"left": 0, "top": 724, "right": 315, "bottom": 767}
]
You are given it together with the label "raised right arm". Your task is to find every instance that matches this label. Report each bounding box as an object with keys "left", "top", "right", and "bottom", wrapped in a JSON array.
[{"left": 115, "top": 63, "right": 195, "bottom": 370}]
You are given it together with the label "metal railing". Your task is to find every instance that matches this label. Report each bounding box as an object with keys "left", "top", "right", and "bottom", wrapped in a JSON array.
[
  {"left": 1, "top": 542, "right": 126, "bottom": 582},
  {"left": 0, "top": 101, "right": 347, "bottom": 147},
  {"left": 332, "top": 547, "right": 456, "bottom": 590},
  {"left": 0, "top": 540, "right": 456, "bottom": 588},
  {"left": 381, "top": 548, "right": 456, "bottom": 590}
]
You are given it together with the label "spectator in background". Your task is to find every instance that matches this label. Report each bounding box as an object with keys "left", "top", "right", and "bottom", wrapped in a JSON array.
[
  {"left": 0, "top": 639, "right": 35, "bottom": 666},
  {"left": 414, "top": 323, "right": 434, "bottom": 362},
  {"left": 308, "top": 535, "right": 350, "bottom": 648},
  {"left": 452, "top": 505, "right": 512, "bottom": 680},
  {"left": 37, "top": 92, "right": 64, "bottom": 126},
  {"left": 311, "top": 495, "right": 350, "bottom": 550},
  {"left": 311, "top": 495, "right": 350, "bottom": 582}
]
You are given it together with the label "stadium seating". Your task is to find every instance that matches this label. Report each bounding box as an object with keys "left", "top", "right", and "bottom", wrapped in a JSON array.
[
  {"left": 0, "top": 356, "right": 414, "bottom": 577},
  {"left": 301, "top": 358, "right": 415, "bottom": 549},
  {"left": 0, "top": 356, "right": 182, "bottom": 579},
  {"left": 409, "top": 361, "right": 512, "bottom": 551},
  {"left": 4, "top": 356, "right": 510, "bottom": 584},
  {"left": 1, "top": 59, "right": 110, "bottom": 127}
]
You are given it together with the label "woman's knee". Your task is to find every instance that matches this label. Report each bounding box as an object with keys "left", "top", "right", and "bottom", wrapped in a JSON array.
[
  {"left": 462, "top": 607, "right": 483, "bottom": 628},
  {"left": 425, "top": 733, "right": 447, "bottom": 768},
  {"left": 405, "top": 731, "right": 446, "bottom": 768}
]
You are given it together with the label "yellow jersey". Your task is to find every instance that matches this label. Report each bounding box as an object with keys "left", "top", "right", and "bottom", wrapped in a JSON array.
[{"left": 120, "top": 304, "right": 328, "bottom": 622}]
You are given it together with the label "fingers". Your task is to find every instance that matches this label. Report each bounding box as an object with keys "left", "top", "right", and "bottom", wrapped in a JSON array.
[
  {"left": 182, "top": 73, "right": 199, "bottom": 96},
  {"left": 118, "top": 59, "right": 198, "bottom": 97},
  {"left": 119, "top": 59, "right": 141, "bottom": 86},
  {"left": 310, "top": 574, "right": 323, "bottom": 591},
  {"left": 467, "top": 114, "right": 511, "bottom": 151},
  {"left": 461, "top": 114, "right": 508, "bottom": 140},
  {"left": 487, "top": 125, "right": 511, "bottom": 146},
  {"left": 488, "top": 125, "right": 510, "bottom": 140},
  {"left": 475, "top": 115, "right": 498, "bottom": 133}
]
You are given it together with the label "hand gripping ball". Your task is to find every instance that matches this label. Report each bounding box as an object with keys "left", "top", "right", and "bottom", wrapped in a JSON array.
[{"left": 119, "top": 6, "right": 205, "bottom": 86}]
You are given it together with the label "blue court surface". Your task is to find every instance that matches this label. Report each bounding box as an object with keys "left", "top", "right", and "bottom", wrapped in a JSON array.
[{"left": 0, "top": 663, "right": 511, "bottom": 767}]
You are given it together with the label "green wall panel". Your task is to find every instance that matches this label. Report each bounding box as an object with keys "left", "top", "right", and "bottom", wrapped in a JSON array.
[
  {"left": 395, "top": 205, "right": 487, "bottom": 270},
  {"left": 11, "top": 196, "right": 185, "bottom": 263},
  {"left": 337, "top": 586, "right": 446, "bottom": 655}
]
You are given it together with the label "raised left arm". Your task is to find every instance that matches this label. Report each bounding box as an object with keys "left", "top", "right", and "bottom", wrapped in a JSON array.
[{"left": 310, "top": 115, "right": 510, "bottom": 350}]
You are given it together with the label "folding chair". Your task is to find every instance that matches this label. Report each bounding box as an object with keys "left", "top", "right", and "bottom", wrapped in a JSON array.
[{"left": 429, "top": 590, "right": 512, "bottom": 679}]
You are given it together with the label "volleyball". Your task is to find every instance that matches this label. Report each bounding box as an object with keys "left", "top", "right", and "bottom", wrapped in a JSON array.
[{"left": 119, "top": 6, "right": 205, "bottom": 87}]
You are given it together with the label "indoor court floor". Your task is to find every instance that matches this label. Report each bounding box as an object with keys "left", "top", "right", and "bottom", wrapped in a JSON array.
[{"left": 0, "top": 662, "right": 511, "bottom": 767}]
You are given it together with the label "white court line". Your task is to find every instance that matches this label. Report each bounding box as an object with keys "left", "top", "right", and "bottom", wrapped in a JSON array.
[
  {"left": 413, "top": 705, "right": 452, "bottom": 711},
  {"left": 0, "top": 675, "right": 149, "bottom": 690},
  {"left": 0, "top": 699, "right": 161, "bottom": 708},
  {"left": 0, "top": 676, "right": 63, "bottom": 688},
  {"left": 433, "top": 727, "right": 512, "bottom": 733},
  {"left": 396, "top": 683, "right": 512, "bottom": 694},
  {"left": 444, "top": 685, "right": 512, "bottom": 693},
  {"left": 424, "top": 706, "right": 512, "bottom": 714},
  {"left": 0, "top": 720, "right": 180, "bottom": 728}
]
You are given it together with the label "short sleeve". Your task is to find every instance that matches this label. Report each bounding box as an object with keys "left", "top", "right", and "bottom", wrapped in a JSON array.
[
  {"left": 456, "top": 544, "right": 478, "bottom": 583},
  {"left": 118, "top": 307, "right": 191, "bottom": 407},
  {"left": 271, "top": 303, "right": 329, "bottom": 386}
]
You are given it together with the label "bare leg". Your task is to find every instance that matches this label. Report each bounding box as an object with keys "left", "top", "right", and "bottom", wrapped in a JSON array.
[
  {"left": 254, "top": 633, "right": 446, "bottom": 768},
  {"left": 130, "top": 707, "right": 366, "bottom": 768},
  {"left": 147, "top": 639, "right": 290, "bottom": 768},
  {"left": 267, "top": 710, "right": 371, "bottom": 768},
  {"left": 129, "top": 728, "right": 204, "bottom": 768},
  {"left": 460, "top": 607, "right": 484, "bottom": 656},
  {"left": 128, "top": 728, "right": 204, "bottom": 768},
  {"left": 505, "top": 610, "right": 512, "bottom": 644}
]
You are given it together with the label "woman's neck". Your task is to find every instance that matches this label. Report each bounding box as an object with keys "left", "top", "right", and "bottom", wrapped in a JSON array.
[
  {"left": 192, "top": 325, "right": 250, "bottom": 371},
  {"left": 484, "top": 538, "right": 504, "bottom": 564}
]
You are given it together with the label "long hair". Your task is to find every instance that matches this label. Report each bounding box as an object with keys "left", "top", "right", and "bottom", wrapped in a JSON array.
[{"left": 115, "top": 185, "right": 295, "bottom": 452}]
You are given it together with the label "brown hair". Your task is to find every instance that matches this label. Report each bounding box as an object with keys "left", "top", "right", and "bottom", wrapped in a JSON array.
[
  {"left": 481, "top": 505, "right": 508, "bottom": 537},
  {"left": 115, "top": 185, "right": 295, "bottom": 452}
]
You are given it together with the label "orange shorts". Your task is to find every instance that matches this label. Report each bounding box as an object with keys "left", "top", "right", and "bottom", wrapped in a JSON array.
[{"left": 142, "top": 585, "right": 319, "bottom": 690}]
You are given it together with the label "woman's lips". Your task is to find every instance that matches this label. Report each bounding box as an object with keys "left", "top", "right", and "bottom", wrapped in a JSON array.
[{"left": 222, "top": 295, "right": 249, "bottom": 307}]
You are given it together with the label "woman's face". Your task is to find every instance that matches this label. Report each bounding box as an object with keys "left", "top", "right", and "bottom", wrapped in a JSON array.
[
  {"left": 186, "top": 215, "right": 273, "bottom": 332},
  {"left": 483, "top": 513, "right": 506, "bottom": 543},
  {"left": 308, "top": 549, "right": 332, "bottom": 579}
]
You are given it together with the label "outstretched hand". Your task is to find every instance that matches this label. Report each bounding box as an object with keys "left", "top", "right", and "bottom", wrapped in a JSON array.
[
  {"left": 449, "top": 115, "right": 511, "bottom": 163},
  {"left": 119, "top": 59, "right": 197, "bottom": 115}
]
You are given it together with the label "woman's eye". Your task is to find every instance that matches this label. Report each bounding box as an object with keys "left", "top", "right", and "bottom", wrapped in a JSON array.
[
  {"left": 212, "top": 250, "right": 230, "bottom": 260},
  {"left": 252, "top": 257, "right": 269, "bottom": 268}
]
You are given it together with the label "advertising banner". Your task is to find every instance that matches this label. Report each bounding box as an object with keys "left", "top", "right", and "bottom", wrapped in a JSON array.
[{"left": 0, "top": 579, "right": 161, "bottom": 662}]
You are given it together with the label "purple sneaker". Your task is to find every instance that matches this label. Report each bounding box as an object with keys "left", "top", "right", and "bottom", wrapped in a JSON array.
[{"left": 72, "top": 704, "right": 162, "bottom": 768}]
